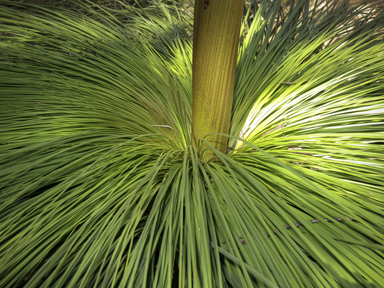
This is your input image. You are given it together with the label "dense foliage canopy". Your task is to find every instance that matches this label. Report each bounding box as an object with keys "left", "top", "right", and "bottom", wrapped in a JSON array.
[{"left": 1, "top": 0, "right": 384, "bottom": 287}]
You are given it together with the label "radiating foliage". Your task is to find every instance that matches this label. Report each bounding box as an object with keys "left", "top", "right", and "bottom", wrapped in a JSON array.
[{"left": 1, "top": 0, "right": 384, "bottom": 287}]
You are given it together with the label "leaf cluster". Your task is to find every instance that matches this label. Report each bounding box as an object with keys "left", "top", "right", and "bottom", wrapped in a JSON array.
[{"left": 1, "top": 0, "right": 384, "bottom": 287}]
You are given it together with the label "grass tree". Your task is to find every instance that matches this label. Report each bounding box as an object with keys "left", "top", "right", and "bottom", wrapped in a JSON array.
[{"left": 1, "top": 0, "right": 384, "bottom": 287}]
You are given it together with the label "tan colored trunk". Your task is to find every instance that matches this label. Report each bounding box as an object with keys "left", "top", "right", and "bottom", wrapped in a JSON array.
[{"left": 192, "top": 0, "right": 244, "bottom": 160}]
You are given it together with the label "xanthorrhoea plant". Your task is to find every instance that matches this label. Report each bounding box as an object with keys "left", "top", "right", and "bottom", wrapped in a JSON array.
[{"left": 1, "top": 0, "right": 384, "bottom": 287}]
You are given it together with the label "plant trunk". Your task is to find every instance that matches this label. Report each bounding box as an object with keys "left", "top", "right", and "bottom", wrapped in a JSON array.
[{"left": 192, "top": 0, "right": 244, "bottom": 160}]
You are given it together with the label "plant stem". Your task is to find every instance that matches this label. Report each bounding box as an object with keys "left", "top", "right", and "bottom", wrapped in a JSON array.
[{"left": 192, "top": 0, "right": 244, "bottom": 160}]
